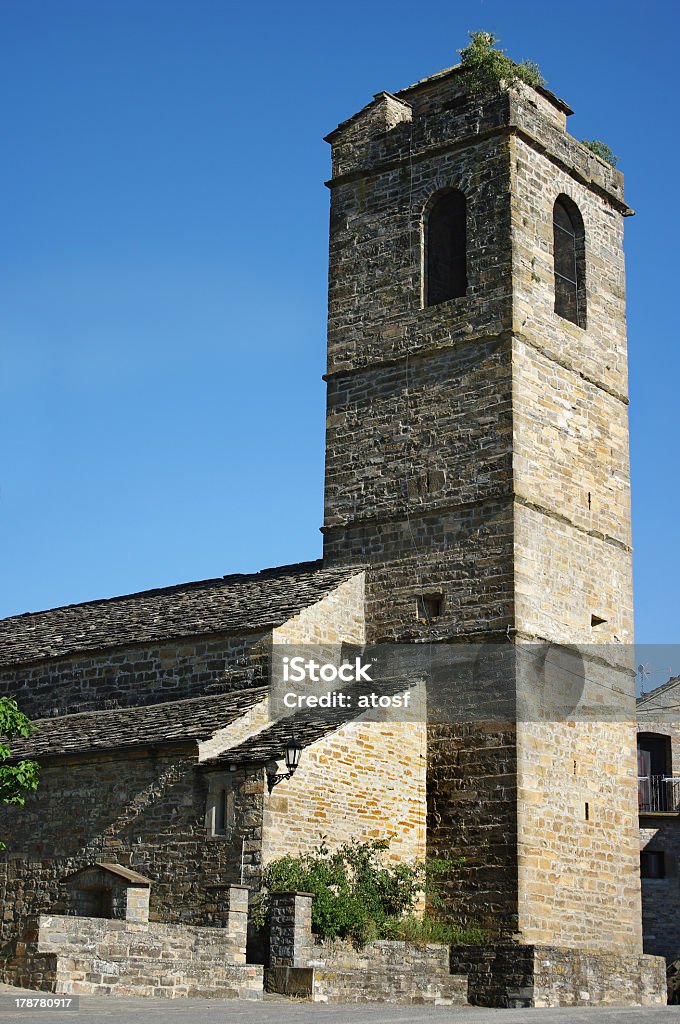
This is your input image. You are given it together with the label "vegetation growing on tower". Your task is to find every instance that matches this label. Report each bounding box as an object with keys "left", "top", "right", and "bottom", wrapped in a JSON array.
[
  {"left": 459, "top": 31, "right": 544, "bottom": 94},
  {"left": 581, "top": 139, "right": 619, "bottom": 166}
]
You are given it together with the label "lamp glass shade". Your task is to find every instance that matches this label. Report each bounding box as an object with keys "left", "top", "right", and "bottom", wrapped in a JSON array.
[{"left": 285, "top": 737, "right": 302, "bottom": 772}]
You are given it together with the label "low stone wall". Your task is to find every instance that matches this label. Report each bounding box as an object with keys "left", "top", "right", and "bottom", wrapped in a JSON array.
[
  {"left": 0, "top": 885, "right": 262, "bottom": 1000},
  {"left": 451, "top": 944, "right": 667, "bottom": 1008},
  {"left": 265, "top": 963, "right": 467, "bottom": 1005},
  {"left": 264, "top": 892, "right": 467, "bottom": 1005}
]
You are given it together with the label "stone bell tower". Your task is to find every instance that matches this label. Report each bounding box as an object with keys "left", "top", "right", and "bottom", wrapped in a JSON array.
[{"left": 322, "top": 63, "right": 665, "bottom": 998}]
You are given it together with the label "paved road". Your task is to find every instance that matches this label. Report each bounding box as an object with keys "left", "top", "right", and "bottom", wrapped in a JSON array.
[{"left": 1, "top": 987, "right": 679, "bottom": 1024}]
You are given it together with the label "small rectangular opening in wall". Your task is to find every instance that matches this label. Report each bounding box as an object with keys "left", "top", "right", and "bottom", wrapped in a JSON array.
[
  {"left": 641, "top": 850, "right": 665, "bottom": 879},
  {"left": 585, "top": 802, "right": 589, "bottom": 821},
  {"left": 591, "top": 614, "right": 607, "bottom": 628},
  {"left": 416, "top": 593, "right": 444, "bottom": 622},
  {"left": 206, "top": 776, "right": 235, "bottom": 838}
]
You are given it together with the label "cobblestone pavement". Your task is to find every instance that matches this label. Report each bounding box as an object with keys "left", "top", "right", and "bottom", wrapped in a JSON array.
[{"left": 1, "top": 986, "right": 679, "bottom": 1024}]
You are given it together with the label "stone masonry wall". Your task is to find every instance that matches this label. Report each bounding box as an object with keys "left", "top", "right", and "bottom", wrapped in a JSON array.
[
  {"left": 265, "top": 892, "right": 467, "bottom": 1005},
  {"left": 0, "top": 746, "right": 265, "bottom": 940},
  {"left": 262, "top": 716, "right": 427, "bottom": 869},
  {"left": 640, "top": 817, "right": 680, "bottom": 962},
  {"left": 0, "top": 632, "right": 268, "bottom": 719},
  {"left": 322, "top": 64, "right": 645, "bottom": 959},
  {"left": 273, "top": 573, "right": 365, "bottom": 647},
  {"left": 509, "top": 104, "right": 641, "bottom": 951},
  {"left": 451, "top": 943, "right": 665, "bottom": 1008},
  {"left": 1, "top": 909, "right": 263, "bottom": 999},
  {"left": 636, "top": 715, "right": 680, "bottom": 963}
]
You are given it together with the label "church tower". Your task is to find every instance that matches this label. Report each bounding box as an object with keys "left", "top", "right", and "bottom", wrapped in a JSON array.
[{"left": 322, "top": 61, "right": 656, "bottom": 980}]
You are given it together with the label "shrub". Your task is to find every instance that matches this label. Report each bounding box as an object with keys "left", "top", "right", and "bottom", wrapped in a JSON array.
[
  {"left": 459, "top": 31, "right": 544, "bottom": 95},
  {"left": 256, "top": 836, "right": 464, "bottom": 947},
  {"left": 582, "top": 139, "right": 619, "bottom": 167},
  {"left": 0, "top": 697, "right": 39, "bottom": 850}
]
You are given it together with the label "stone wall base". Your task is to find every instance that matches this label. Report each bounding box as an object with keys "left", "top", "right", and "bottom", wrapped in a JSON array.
[
  {"left": 0, "top": 916, "right": 262, "bottom": 1000},
  {"left": 450, "top": 944, "right": 667, "bottom": 1008},
  {"left": 264, "top": 964, "right": 468, "bottom": 1005}
]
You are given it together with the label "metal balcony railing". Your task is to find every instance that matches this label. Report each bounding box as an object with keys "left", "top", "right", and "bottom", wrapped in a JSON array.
[{"left": 638, "top": 775, "right": 680, "bottom": 813}]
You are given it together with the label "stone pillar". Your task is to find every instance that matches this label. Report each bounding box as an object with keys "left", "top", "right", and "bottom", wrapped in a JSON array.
[
  {"left": 225, "top": 884, "right": 249, "bottom": 952},
  {"left": 124, "top": 886, "right": 150, "bottom": 924},
  {"left": 269, "top": 891, "right": 314, "bottom": 967}
]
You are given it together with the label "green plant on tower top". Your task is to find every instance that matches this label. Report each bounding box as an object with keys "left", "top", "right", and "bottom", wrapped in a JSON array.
[{"left": 459, "top": 31, "right": 545, "bottom": 95}]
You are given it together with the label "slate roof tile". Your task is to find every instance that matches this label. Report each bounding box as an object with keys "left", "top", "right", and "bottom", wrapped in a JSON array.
[
  {"left": 0, "top": 561, "right": 363, "bottom": 668},
  {"left": 9, "top": 687, "right": 268, "bottom": 759},
  {"left": 202, "top": 678, "right": 418, "bottom": 767}
]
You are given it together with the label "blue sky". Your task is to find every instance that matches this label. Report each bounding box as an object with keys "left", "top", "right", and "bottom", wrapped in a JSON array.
[{"left": 1, "top": 1, "right": 678, "bottom": 667}]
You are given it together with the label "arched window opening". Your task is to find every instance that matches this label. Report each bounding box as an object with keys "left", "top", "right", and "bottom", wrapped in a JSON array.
[
  {"left": 425, "top": 191, "right": 467, "bottom": 306},
  {"left": 553, "top": 196, "right": 586, "bottom": 328}
]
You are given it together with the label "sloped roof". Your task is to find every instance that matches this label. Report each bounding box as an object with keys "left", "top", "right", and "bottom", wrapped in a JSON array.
[
  {"left": 9, "top": 687, "right": 268, "bottom": 760},
  {"left": 0, "top": 561, "right": 363, "bottom": 669},
  {"left": 637, "top": 675, "right": 680, "bottom": 714},
  {"left": 64, "top": 863, "right": 152, "bottom": 887},
  {"left": 202, "top": 678, "right": 418, "bottom": 767}
]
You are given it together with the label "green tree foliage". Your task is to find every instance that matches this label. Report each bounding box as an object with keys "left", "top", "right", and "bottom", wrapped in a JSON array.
[
  {"left": 0, "top": 697, "right": 39, "bottom": 849},
  {"left": 459, "top": 31, "right": 544, "bottom": 95},
  {"left": 256, "top": 836, "right": 480, "bottom": 946},
  {"left": 582, "top": 139, "right": 619, "bottom": 167}
]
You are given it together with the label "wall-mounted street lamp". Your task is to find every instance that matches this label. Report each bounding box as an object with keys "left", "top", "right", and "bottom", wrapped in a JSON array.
[{"left": 266, "top": 736, "right": 302, "bottom": 794}]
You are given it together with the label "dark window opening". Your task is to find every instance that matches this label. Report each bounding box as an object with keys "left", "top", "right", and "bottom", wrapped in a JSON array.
[
  {"left": 214, "top": 790, "right": 226, "bottom": 835},
  {"left": 417, "top": 593, "right": 444, "bottom": 621},
  {"left": 641, "top": 851, "right": 665, "bottom": 879},
  {"left": 425, "top": 191, "right": 467, "bottom": 306},
  {"left": 553, "top": 196, "right": 586, "bottom": 328},
  {"left": 638, "top": 733, "right": 676, "bottom": 812}
]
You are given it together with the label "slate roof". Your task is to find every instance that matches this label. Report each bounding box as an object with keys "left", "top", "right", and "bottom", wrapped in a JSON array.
[
  {"left": 0, "top": 561, "right": 364, "bottom": 669},
  {"left": 202, "top": 678, "right": 418, "bottom": 768},
  {"left": 9, "top": 687, "right": 268, "bottom": 760},
  {"left": 637, "top": 675, "right": 680, "bottom": 715}
]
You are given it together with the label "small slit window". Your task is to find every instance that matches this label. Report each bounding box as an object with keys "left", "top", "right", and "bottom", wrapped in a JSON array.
[
  {"left": 425, "top": 191, "right": 467, "bottom": 306},
  {"left": 553, "top": 195, "right": 586, "bottom": 328},
  {"left": 206, "top": 776, "right": 235, "bottom": 838}
]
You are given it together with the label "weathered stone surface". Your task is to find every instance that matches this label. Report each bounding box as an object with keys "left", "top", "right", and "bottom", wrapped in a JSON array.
[
  {"left": 265, "top": 890, "right": 468, "bottom": 1003},
  {"left": 321, "top": 60, "right": 644, "bottom": 959},
  {"left": 0, "top": 907, "right": 262, "bottom": 999},
  {"left": 451, "top": 944, "right": 666, "bottom": 1008}
]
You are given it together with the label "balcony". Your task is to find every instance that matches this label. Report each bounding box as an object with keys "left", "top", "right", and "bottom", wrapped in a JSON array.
[{"left": 638, "top": 775, "right": 680, "bottom": 814}]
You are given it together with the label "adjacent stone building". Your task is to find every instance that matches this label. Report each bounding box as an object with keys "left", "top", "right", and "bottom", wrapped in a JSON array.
[
  {"left": 637, "top": 676, "right": 680, "bottom": 965},
  {"left": 0, "top": 57, "right": 669, "bottom": 1005}
]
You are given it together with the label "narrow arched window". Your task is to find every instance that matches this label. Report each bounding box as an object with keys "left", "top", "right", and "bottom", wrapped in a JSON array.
[
  {"left": 553, "top": 196, "right": 586, "bottom": 328},
  {"left": 425, "top": 191, "right": 467, "bottom": 306}
]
